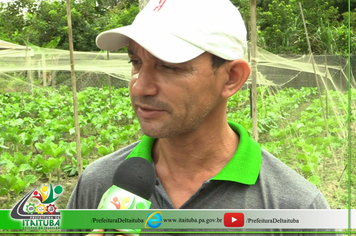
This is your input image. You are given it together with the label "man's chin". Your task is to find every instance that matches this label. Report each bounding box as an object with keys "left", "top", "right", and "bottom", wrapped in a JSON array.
[
  {"left": 140, "top": 124, "right": 164, "bottom": 138},
  {"left": 140, "top": 124, "right": 178, "bottom": 139}
]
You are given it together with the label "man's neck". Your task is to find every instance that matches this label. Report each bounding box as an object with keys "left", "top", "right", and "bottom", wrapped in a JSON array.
[{"left": 152, "top": 120, "right": 239, "bottom": 208}]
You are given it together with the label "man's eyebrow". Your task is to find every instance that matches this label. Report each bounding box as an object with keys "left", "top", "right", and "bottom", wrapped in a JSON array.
[{"left": 127, "top": 49, "right": 135, "bottom": 56}]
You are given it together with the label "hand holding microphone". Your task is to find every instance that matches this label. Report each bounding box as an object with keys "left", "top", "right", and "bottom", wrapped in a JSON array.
[{"left": 95, "top": 157, "right": 156, "bottom": 236}]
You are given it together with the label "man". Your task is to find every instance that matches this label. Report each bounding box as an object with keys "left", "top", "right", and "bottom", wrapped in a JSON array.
[{"left": 65, "top": 0, "right": 337, "bottom": 235}]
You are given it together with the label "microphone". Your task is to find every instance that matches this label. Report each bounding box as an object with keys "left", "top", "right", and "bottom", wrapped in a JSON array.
[{"left": 97, "top": 157, "right": 156, "bottom": 236}]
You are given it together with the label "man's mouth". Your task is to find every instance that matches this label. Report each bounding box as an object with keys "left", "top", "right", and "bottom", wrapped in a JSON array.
[{"left": 136, "top": 105, "right": 165, "bottom": 119}]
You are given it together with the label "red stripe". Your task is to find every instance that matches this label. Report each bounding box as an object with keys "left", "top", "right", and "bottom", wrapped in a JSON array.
[{"left": 153, "top": 0, "right": 166, "bottom": 11}]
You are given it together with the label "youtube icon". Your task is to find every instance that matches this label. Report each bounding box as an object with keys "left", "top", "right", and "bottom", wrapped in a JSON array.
[{"left": 224, "top": 213, "right": 244, "bottom": 227}]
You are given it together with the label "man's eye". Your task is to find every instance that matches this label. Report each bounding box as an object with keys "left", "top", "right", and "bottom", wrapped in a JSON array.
[
  {"left": 128, "top": 59, "right": 140, "bottom": 65},
  {"left": 161, "top": 64, "right": 177, "bottom": 70}
]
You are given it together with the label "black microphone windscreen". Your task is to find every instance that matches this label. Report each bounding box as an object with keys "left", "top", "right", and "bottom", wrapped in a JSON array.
[{"left": 113, "top": 157, "right": 156, "bottom": 200}]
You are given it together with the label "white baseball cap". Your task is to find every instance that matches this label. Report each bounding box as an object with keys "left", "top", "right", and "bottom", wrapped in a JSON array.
[{"left": 96, "top": 0, "right": 247, "bottom": 63}]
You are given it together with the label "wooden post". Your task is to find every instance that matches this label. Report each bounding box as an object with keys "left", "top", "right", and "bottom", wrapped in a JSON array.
[
  {"left": 107, "top": 51, "right": 112, "bottom": 107},
  {"left": 250, "top": 0, "right": 258, "bottom": 141},
  {"left": 66, "top": 0, "right": 83, "bottom": 176},
  {"left": 25, "top": 33, "right": 33, "bottom": 94},
  {"left": 42, "top": 54, "right": 47, "bottom": 86},
  {"left": 324, "top": 51, "right": 329, "bottom": 119},
  {"left": 339, "top": 56, "right": 342, "bottom": 90}
]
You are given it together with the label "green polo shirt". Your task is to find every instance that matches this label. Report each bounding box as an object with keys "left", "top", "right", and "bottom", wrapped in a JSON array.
[
  {"left": 126, "top": 120, "right": 262, "bottom": 185},
  {"left": 66, "top": 120, "right": 333, "bottom": 235}
]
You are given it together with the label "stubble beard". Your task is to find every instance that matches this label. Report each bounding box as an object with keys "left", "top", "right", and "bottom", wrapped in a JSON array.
[{"left": 138, "top": 100, "right": 215, "bottom": 139}]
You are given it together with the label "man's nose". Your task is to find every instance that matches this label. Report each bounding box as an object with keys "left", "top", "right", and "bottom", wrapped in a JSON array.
[{"left": 130, "top": 66, "right": 159, "bottom": 97}]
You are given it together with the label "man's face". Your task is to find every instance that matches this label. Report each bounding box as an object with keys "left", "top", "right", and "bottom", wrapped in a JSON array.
[{"left": 128, "top": 41, "right": 227, "bottom": 138}]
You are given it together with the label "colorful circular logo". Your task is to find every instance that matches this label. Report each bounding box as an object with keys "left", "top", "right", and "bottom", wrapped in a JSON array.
[
  {"left": 26, "top": 203, "right": 36, "bottom": 214},
  {"left": 46, "top": 204, "right": 57, "bottom": 214},
  {"left": 36, "top": 204, "right": 46, "bottom": 214},
  {"left": 145, "top": 211, "right": 162, "bottom": 229}
]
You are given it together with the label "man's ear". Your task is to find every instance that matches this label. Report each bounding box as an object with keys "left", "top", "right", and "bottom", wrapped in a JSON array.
[{"left": 221, "top": 59, "right": 250, "bottom": 98}]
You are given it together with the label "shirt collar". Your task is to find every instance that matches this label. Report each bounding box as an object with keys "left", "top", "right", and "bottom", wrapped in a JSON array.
[{"left": 126, "top": 121, "right": 262, "bottom": 185}]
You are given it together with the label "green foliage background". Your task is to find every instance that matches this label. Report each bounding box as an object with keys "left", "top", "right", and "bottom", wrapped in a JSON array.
[
  {"left": 0, "top": 0, "right": 139, "bottom": 51},
  {"left": 232, "top": 0, "right": 352, "bottom": 55},
  {"left": 0, "top": 0, "right": 353, "bottom": 55}
]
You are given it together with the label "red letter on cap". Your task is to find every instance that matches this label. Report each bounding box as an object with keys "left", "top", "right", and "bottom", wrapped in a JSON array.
[{"left": 153, "top": 0, "right": 166, "bottom": 11}]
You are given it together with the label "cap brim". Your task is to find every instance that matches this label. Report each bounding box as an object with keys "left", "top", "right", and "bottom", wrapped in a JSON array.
[{"left": 96, "top": 25, "right": 205, "bottom": 63}]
